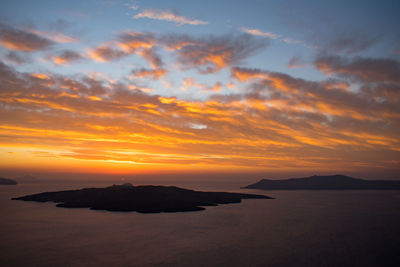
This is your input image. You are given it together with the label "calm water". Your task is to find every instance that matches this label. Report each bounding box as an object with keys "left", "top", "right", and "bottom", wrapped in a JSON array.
[{"left": 1, "top": 181, "right": 400, "bottom": 267}]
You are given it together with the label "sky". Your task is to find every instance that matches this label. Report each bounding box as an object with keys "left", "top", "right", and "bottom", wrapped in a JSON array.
[{"left": 0, "top": 0, "right": 399, "bottom": 179}]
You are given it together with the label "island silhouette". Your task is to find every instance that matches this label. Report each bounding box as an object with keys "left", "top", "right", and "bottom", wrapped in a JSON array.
[
  {"left": 0, "top": 177, "right": 18, "bottom": 185},
  {"left": 243, "top": 174, "right": 400, "bottom": 190},
  {"left": 12, "top": 184, "right": 272, "bottom": 213}
]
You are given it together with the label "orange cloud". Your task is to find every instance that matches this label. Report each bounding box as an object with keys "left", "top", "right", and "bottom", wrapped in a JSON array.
[
  {"left": 231, "top": 67, "right": 269, "bottom": 82},
  {"left": 180, "top": 78, "right": 222, "bottom": 92},
  {"left": 31, "top": 73, "right": 50, "bottom": 80},
  {"left": 0, "top": 61, "right": 399, "bottom": 174}
]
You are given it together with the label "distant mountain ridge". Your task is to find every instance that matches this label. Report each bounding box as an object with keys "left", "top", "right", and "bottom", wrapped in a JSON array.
[
  {"left": 0, "top": 177, "right": 18, "bottom": 185},
  {"left": 243, "top": 174, "right": 400, "bottom": 190}
]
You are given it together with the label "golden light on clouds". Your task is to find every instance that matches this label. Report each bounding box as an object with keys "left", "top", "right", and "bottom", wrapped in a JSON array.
[{"left": 0, "top": 17, "right": 399, "bottom": 177}]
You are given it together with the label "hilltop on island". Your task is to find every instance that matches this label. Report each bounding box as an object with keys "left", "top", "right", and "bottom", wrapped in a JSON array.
[
  {"left": 243, "top": 174, "right": 400, "bottom": 190},
  {"left": 12, "top": 184, "right": 272, "bottom": 213},
  {"left": 0, "top": 177, "right": 18, "bottom": 185}
]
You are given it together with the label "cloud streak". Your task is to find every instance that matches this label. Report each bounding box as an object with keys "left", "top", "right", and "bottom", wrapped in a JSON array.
[
  {"left": 28, "top": 29, "right": 77, "bottom": 43},
  {"left": 134, "top": 9, "right": 208, "bottom": 26},
  {"left": 240, "top": 26, "right": 304, "bottom": 49},
  {"left": 240, "top": 27, "right": 281, "bottom": 39},
  {"left": 0, "top": 24, "right": 54, "bottom": 52}
]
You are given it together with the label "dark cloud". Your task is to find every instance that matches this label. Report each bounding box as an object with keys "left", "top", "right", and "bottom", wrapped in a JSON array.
[
  {"left": 282, "top": 5, "right": 381, "bottom": 55},
  {"left": 315, "top": 55, "right": 400, "bottom": 83},
  {"left": 288, "top": 56, "right": 307, "bottom": 68},
  {"left": 131, "top": 68, "right": 167, "bottom": 79},
  {"left": 88, "top": 45, "right": 127, "bottom": 62},
  {"left": 358, "top": 82, "right": 400, "bottom": 106},
  {"left": 117, "top": 32, "right": 155, "bottom": 53},
  {"left": 228, "top": 65, "right": 400, "bottom": 126},
  {"left": 0, "top": 24, "right": 54, "bottom": 52},
  {"left": 314, "top": 32, "right": 379, "bottom": 54},
  {"left": 48, "top": 50, "right": 83, "bottom": 65},
  {"left": 86, "top": 32, "right": 157, "bottom": 65},
  {"left": 3, "top": 51, "right": 31, "bottom": 65},
  {"left": 139, "top": 48, "right": 163, "bottom": 69},
  {"left": 48, "top": 19, "right": 73, "bottom": 32},
  {"left": 160, "top": 33, "right": 269, "bottom": 73}
]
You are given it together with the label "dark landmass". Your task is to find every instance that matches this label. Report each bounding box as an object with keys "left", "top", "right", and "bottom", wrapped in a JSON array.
[
  {"left": 15, "top": 175, "right": 40, "bottom": 183},
  {"left": 12, "top": 184, "right": 272, "bottom": 213},
  {"left": 0, "top": 177, "right": 18, "bottom": 185},
  {"left": 243, "top": 174, "right": 400, "bottom": 190}
]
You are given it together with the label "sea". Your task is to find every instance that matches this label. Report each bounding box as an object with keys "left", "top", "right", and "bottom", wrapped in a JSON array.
[{"left": 1, "top": 180, "right": 400, "bottom": 267}]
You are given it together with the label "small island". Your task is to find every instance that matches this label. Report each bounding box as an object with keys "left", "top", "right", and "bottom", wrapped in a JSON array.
[
  {"left": 12, "top": 184, "right": 272, "bottom": 213},
  {"left": 243, "top": 174, "right": 400, "bottom": 190},
  {"left": 0, "top": 177, "right": 18, "bottom": 185}
]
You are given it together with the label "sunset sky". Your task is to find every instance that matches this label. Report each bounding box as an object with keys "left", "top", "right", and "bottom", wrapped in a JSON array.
[{"left": 0, "top": 0, "right": 399, "bottom": 179}]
